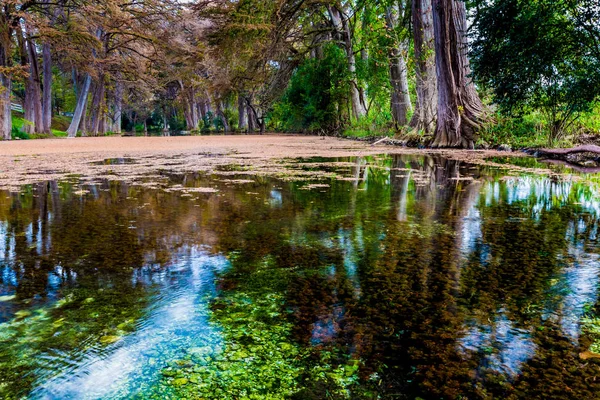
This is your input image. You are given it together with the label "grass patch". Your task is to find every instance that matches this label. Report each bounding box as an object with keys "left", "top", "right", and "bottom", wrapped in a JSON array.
[{"left": 11, "top": 112, "right": 68, "bottom": 139}]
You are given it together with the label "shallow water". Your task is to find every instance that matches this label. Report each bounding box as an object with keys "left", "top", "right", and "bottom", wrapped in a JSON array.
[{"left": 0, "top": 154, "right": 599, "bottom": 399}]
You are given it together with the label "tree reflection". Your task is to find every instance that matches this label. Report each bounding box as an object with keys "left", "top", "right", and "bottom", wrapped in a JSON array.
[{"left": 1, "top": 156, "right": 600, "bottom": 398}]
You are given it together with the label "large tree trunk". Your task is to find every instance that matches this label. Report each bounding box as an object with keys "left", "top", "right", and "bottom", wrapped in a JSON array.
[
  {"left": 431, "top": 0, "right": 486, "bottom": 148},
  {"left": 409, "top": 0, "right": 437, "bottom": 134},
  {"left": 27, "top": 36, "right": 43, "bottom": 134},
  {"left": 18, "top": 27, "right": 43, "bottom": 135},
  {"left": 89, "top": 77, "right": 105, "bottom": 136},
  {"left": 42, "top": 42, "right": 52, "bottom": 134},
  {"left": 67, "top": 74, "right": 91, "bottom": 137},
  {"left": 328, "top": 5, "right": 367, "bottom": 120},
  {"left": 385, "top": 6, "right": 412, "bottom": 128}
]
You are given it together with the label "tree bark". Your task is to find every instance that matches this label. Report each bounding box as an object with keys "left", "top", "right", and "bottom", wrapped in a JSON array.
[
  {"left": 385, "top": 5, "right": 412, "bottom": 128},
  {"left": 0, "top": 39, "right": 11, "bottom": 140},
  {"left": 27, "top": 37, "right": 43, "bottom": 134},
  {"left": 89, "top": 76, "right": 105, "bottom": 136},
  {"left": 431, "top": 0, "right": 486, "bottom": 148},
  {"left": 216, "top": 101, "right": 229, "bottom": 133},
  {"left": 67, "top": 74, "right": 91, "bottom": 137},
  {"left": 328, "top": 5, "right": 367, "bottom": 120},
  {"left": 163, "top": 106, "right": 169, "bottom": 135},
  {"left": 113, "top": 78, "right": 122, "bottom": 133},
  {"left": 17, "top": 26, "right": 43, "bottom": 135},
  {"left": 409, "top": 0, "right": 437, "bottom": 134},
  {"left": 42, "top": 42, "right": 52, "bottom": 134},
  {"left": 238, "top": 93, "right": 247, "bottom": 132}
]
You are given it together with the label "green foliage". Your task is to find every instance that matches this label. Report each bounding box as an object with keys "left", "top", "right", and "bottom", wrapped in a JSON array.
[
  {"left": 275, "top": 44, "right": 350, "bottom": 133},
  {"left": 471, "top": 0, "right": 600, "bottom": 141},
  {"left": 10, "top": 126, "right": 29, "bottom": 140}
]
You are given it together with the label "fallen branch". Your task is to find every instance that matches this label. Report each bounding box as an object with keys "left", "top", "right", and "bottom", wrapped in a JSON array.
[
  {"left": 372, "top": 136, "right": 391, "bottom": 146},
  {"left": 535, "top": 145, "right": 600, "bottom": 157}
]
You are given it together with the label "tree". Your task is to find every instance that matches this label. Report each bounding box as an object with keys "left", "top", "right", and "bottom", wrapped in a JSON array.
[
  {"left": 409, "top": 0, "right": 437, "bottom": 134},
  {"left": 471, "top": 0, "right": 600, "bottom": 142},
  {"left": 384, "top": 1, "right": 413, "bottom": 128},
  {"left": 431, "top": 0, "right": 487, "bottom": 148},
  {"left": 328, "top": 2, "right": 367, "bottom": 120}
]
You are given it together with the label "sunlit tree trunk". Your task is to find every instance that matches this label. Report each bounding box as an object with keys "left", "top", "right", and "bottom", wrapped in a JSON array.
[
  {"left": 385, "top": 5, "right": 412, "bottom": 128},
  {"left": 409, "top": 0, "right": 437, "bottom": 134},
  {"left": 0, "top": 38, "right": 11, "bottom": 140},
  {"left": 67, "top": 74, "right": 91, "bottom": 137},
  {"left": 18, "top": 27, "right": 43, "bottom": 135},
  {"left": 28, "top": 38, "right": 43, "bottom": 134},
  {"left": 42, "top": 42, "right": 51, "bottom": 134},
  {"left": 328, "top": 5, "right": 367, "bottom": 120},
  {"left": 432, "top": 0, "right": 486, "bottom": 148}
]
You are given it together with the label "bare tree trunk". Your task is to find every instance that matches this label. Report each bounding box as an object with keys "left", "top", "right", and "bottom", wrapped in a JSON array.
[
  {"left": 431, "top": 0, "right": 486, "bottom": 148},
  {"left": 0, "top": 39, "right": 11, "bottom": 140},
  {"left": 42, "top": 42, "right": 51, "bottom": 134},
  {"left": 191, "top": 92, "right": 199, "bottom": 129},
  {"left": 385, "top": 6, "right": 412, "bottom": 128},
  {"left": 238, "top": 93, "right": 247, "bottom": 133},
  {"left": 89, "top": 77, "right": 105, "bottom": 136},
  {"left": 247, "top": 104, "right": 256, "bottom": 133},
  {"left": 17, "top": 26, "right": 43, "bottom": 135},
  {"left": 163, "top": 106, "right": 169, "bottom": 135},
  {"left": 113, "top": 78, "right": 122, "bottom": 134},
  {"left": 409, "top": 0, "right": 437, "bottom": 134},
  {"left": 27, "top": 37, "right": 43, "bottom": 134},
  {"left": 216, "top": 101, "right": 230, "bottom": 133},
  {"left": 359, "top": 48, "right": 368, "bottom": 109},
  {"left": 328, "top": 5, "right": 367, "bottom": 120},
  {"left": 67, "top": 74, "right": 91, "bottom": 137}
]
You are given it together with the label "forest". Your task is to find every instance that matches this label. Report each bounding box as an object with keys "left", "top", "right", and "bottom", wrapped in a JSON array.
[{"left": 1, "top": 0, "right": 599, "bottom": 148}]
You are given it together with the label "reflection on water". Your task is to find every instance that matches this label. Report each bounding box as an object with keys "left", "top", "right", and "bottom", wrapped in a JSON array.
[{"left": 0, "top": 154, "right": 599, "bottom": 399}]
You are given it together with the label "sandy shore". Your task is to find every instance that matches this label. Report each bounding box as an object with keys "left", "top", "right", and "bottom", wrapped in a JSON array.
[{"left": 0, "top": 134, "right": 526, "bottom": 191}]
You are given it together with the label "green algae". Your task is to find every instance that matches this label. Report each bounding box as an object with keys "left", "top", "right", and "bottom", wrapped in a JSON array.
[{"left": 154, "top": 256, "right": 360, "bottom": 400}]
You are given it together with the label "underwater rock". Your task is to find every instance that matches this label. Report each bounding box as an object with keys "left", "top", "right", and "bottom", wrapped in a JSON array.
[
  {"left": 15, "top": 310, "right": 32, "bottom": 319},
  {"left": 99, "top": 335, "right": 121, "bottom": 345},
  {"left": 172, "top": 377, "right": 189, "bottom": 386},
  {"left": 161, "top": 369, "right": 178, "bottom": 377},
  {"left": 188, "top": 346, "right": 213, "bottom": 357}
]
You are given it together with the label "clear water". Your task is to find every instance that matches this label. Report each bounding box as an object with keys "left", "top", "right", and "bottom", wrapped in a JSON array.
[{"left": 0, "top": 154, "right": 599, "bottom": 399}]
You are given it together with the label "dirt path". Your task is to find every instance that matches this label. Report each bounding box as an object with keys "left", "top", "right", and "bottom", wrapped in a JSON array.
[{"left": 0, "top": 134, "right": 525, "bottom": 190}]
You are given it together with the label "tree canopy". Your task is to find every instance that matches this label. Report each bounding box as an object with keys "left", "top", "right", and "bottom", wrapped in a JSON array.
[{"left": 0, "top": 0, "right": 598, "bottom": 147}]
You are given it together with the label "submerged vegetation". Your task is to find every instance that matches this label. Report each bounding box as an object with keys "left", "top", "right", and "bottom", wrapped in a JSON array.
[
  {"left": 0, "top": 0, "right": 598, "bottom": 147},
  {"left": 0, "top": 155, "right": 599, "bottom": 398}
]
